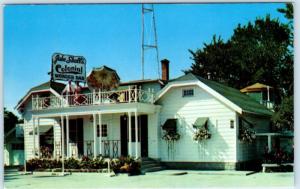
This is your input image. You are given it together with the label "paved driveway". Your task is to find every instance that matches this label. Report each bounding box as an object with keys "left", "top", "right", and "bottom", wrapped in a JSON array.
[{"left": 4, "top": 169, "right": 294, "bottom": 188}]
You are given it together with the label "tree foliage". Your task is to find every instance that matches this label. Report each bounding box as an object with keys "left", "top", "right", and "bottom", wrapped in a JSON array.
[
  {"left": 4, "top": 107, "right": 20, "bottom": 134},
  {"left": 272, "top": 95, "right": 294, "bottom": 130},
  {"left": 187, "top": 4, "right": 293, "bottom": 130}
]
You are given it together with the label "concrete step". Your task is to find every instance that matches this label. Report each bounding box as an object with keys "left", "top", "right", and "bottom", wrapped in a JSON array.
[
  {"left": 142, "top": 166, "right": 165, "bottom": 173},
  {"left": 141, "top": 157, "right": 164, "bottom": 173},
  {"left": 142, "top": 163, "right": 160, "bottom": 169}
]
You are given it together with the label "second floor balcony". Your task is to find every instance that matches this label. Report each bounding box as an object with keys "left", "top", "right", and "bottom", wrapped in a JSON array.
[{"left": 32, "top": 88, "right": 155, "bottom": 110}]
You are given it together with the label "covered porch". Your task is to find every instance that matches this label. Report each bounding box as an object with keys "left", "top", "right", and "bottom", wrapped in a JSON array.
[{"left": 30, "top": 103, "right": 160, "bottom": 160}]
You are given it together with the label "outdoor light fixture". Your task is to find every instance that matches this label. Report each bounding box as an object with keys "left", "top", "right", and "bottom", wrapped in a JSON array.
[
  {"left": 230, "top": 120, "right": 234, "bottom": 129},
  {"left": 123, "top": 114, "right": 127, "bottom": 120}
]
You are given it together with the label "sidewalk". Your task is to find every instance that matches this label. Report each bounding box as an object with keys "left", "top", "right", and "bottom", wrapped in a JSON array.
[{"left": 4, "top": 169, "right": 294, "bottom": 188}]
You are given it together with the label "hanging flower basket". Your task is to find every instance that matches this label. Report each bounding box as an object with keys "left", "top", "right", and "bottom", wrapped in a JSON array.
[
  {"left": 193, "top": 127, "right": 211, "bottom": 141},
  {"left": 162, "top": 132, "right": 180, "bottom": 142},
  {"left": 239, "top": 126, "right": 256, "bottom": 143}
]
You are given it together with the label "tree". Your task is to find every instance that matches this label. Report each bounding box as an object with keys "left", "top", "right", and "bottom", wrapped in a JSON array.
[
  {"left": 187, "top": 4, "right": 293, "bottom": 130},
  {"left": 271, "top": 95, "right": 293, "bottom": 130},
  {"left": 4, "top": 108, "right": 20, "bottom": 134},
  {"left": 188, "top": 35, "right": 233, "bottom": 84}
]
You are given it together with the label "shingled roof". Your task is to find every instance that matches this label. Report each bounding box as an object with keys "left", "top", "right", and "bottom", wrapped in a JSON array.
[{"left": 169, "top": 73, "right": 273, "bottom": 116}]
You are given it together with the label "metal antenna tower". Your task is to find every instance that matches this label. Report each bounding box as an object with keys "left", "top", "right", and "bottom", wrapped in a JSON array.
[{"left": 141, "top": 4, "right": 160, "bottom": 80}]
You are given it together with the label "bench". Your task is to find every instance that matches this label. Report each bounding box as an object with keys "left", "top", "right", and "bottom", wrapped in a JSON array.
[{"left": 262, "top": 163, "right": 294, "bottom": 172}]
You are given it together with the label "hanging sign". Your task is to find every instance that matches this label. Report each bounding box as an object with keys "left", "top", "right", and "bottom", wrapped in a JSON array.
[{"left": 51, "top": 53, "right": 86, "bottom": 82}]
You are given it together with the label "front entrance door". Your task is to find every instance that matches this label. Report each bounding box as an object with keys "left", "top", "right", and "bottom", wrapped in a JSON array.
[
  {"left": 120, "top": 115, "right": 148, "bottom": 157},
  {"left": 140, "top": 115, "right": 148, "bottom": 157},
  {"left": 120, "top": 115, "right": 128, "bottom": 156},
  {"left": 65, "top": 118, "right": 84, "bottom": 156}
]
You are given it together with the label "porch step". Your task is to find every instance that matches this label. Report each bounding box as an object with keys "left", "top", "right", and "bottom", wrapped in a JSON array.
[{"left": 141, "top": 157, "right": 165, "bottom": 173}]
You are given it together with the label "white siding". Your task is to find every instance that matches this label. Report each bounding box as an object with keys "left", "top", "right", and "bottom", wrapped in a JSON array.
[
  {"left": 23, "top": 117, "right": 58, "bottom": 160},
  {"left": 157, "top": 85, "right": 237, "bottom": 162}
]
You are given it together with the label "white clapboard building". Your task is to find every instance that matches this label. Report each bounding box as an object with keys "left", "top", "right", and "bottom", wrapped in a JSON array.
[{"left": 16, "top": 59, "right": 273, "bottom": 170}]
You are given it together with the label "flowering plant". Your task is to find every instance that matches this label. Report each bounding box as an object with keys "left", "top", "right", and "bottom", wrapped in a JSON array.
[
  {"left": 193, "top": 127, "right": 211, "bottom": 141},
  {"left": 40, "top": 146, "right": 52, "bottom": 159},
  {"left": 239, "top": 126, "right": 256, "bottom": 143},
  {"left": 162, "top": 132, "right": 180, "bottom": 141}
]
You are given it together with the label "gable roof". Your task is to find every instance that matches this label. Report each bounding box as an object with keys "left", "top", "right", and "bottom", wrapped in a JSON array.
[
  {"left": 158, "top": 73, "right": 273, "bottom": 117},
  {"left": 30, "top": 81, "right": 65, "bottom": 94},
  {"left": 15, "top": 81, "right": 65, "bottom": 110}
]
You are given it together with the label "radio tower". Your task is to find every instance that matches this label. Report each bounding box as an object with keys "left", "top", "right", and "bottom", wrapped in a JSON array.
[{"left": 141, "top": 4, "right": 160, "bottom": 80}]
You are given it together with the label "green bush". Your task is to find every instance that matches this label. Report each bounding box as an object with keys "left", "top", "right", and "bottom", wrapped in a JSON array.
[
  {"left": 92, "top": 156, "right": 107, "bottom": 169},
  {"left": 26, "top": 158, "right": 62, "bottom": 171},
  {"left": 25, "top": 156, "right": 140, "bottom": 174},
  {"left": 65, "top": 158, "right": 80, "bottom": 169},
  {"left": 79, "top": 156, "right": 92, "bottom": 169}
]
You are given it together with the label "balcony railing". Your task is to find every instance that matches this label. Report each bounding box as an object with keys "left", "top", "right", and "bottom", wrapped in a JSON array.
[
  {"left": 260, "top": 100, "right": 274, "bottom": 110},
  {"left": 32, "top": 88, "right": 155, "bottom": 110}
]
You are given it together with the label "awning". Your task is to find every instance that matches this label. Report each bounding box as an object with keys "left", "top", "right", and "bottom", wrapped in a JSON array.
[
  {"left": 29, "top": 125, "right": 52, "bottom": 135},
  {"left": 162, "top": 119, "right": 177, "bottom": 131},
  {"left": 193, "top": 117, "right": 208, "bottom": 128}
]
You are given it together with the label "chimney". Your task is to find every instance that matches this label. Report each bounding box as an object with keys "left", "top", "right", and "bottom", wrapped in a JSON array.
[{"left": 161, "top": 59, "right": 170, "bottom": 81}]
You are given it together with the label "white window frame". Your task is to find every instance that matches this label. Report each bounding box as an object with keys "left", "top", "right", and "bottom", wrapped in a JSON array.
[
  {"left": 182, "top": 88, "right": 194, "bottom": 97},
  {"left": 97, "top": 124, "right": 108, "bottom": 138}
]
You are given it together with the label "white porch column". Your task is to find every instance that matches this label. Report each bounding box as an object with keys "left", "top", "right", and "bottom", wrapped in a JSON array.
[
  {"left": 66, "top": 115, "right": 69, "bottom": 158},
  {"left": 268, "top": 135, "right": 272, "bottom": 153},
  {"left": 98, "top": 113, "right": 102, "bottom": 155},
  {"left": 128, "top": 112, "right": 132, "bottom": 156},
  {"left": 61, "top": 115, "right": 65, "bottom": 173},
  {"left": 93, "top": 113, "right": 97, "bottom": 158},
  {"left": 33, "top": 116, "right": 36, "bottom": 158},
  {"left": 37, "top": 117, "right": 40, "bottom": 158},
  {"left": 134, "top": 110, "right": 138, "bottom": 159}
]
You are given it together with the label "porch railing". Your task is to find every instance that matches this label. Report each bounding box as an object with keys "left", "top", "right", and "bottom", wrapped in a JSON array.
[
  {"left": 84, "top": 140, "right": 120, "bottom": 158},
  {"left": 32, "top": 88, "right": 155, "bottom": 110},
  {"left": 102, "top": 140, "right": 120, "bottom": 158}
]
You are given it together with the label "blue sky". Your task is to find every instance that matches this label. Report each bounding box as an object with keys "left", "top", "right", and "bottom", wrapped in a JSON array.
[{"left": 4, "top": 3, "right": 287, "bottom": 115}]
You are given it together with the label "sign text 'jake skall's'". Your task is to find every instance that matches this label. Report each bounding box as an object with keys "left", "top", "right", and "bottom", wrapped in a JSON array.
[{"left": 51, "top": 53, "right": 86, "bottom": 82}]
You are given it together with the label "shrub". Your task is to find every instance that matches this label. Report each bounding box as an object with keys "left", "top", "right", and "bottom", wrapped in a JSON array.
[
  {"left": 79, "top": 156, "right": 92, "bottom": 169},
  {"left": 127, "top": 160, "right": 141, "bottom": 176},
  {"left": 24, "top": 156, "right": 141, "bottom": 174},
  {"left": 26, "top": 158, "right": 62, "bottom": 171},
  {"left": 110, "top": 158, "right": 121, "bottom": 173},
  {"left": 263, "top": 147, "right": 294, "bottom": 164},
  {"left": 65, "top": 158, "right": 80, "bottom": 169}
]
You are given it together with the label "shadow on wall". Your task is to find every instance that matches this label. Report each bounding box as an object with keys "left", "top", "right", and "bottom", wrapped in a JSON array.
[
  {"left": 158, "top": 88, "right": 231, "bottom": 162},
  {"left": 171, "top": 114, "right": 229, "bottom": 162}
]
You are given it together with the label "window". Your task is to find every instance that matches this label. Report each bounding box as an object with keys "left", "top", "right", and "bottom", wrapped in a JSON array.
[
  {"left": 230, "top": 120, "right": 234, "bottom": 129},
  {"left": 182, "top": 88, "right": 194, "bottom": 97},
  {"left": 97, "top": 124, "right": 107, "bottom": 137}
]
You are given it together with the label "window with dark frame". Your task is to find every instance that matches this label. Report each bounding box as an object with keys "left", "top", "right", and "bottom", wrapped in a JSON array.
[
  {"left": 97, "top": 124, "right": 107, "bottom": 137},
  {"left": 182, "top": 88, "right": 194, "bottom": 97},
  {"left": 230, "top": 120, "right": 234, "bottom": 129}
]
